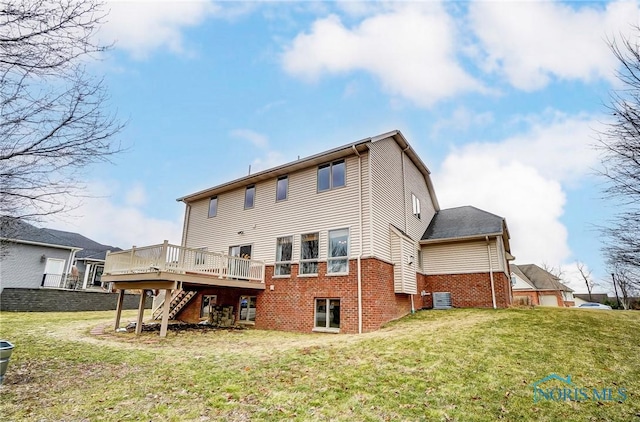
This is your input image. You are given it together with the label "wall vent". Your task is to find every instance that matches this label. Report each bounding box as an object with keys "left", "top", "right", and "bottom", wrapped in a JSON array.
[{"left": 433, "top": 292, "right": 452, "bottom": 309}]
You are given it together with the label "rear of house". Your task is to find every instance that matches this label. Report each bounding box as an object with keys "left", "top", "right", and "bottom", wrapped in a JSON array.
[{"left": 104, "top": 131, "right": 515, "bottom": 336}]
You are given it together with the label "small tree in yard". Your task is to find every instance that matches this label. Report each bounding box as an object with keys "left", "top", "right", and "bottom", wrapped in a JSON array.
[
  {"left": 0, "top": 0, "right": 123, "bottom": 235},
  {"left": 576, "top": 262, "right": 597, "bottom": 301},
  {"left": 609, "top": 262, "right": 639, "bottom": 310}
]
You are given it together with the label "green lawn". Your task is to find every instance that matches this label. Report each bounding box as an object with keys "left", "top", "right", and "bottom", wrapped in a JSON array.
[{"left": 0, "top": 307, "right": 638, "bottom": 421}]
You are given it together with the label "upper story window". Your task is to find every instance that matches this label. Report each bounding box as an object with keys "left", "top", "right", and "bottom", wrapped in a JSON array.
[
  {"left": 244, "top": 185, "right": 255, "bottom": 209},
  {"left": 328, "top": 228, "right": 349, "bottom": 274},
  {"left": 208, "top": 196, "right": 218, "bottom": 218},
  {"left": 411, "top": 193, "right": 421, "bottom": 219},
  {"left": 276, "top": 176, "right": 288, "bottom": 201},
  {"left": 300, "top": 232, "right": 319, "bottom": 275},
  {"left": 318, "top": 160, "right": 345, "bottom": 192},
  {"left": 275, "top": 236, "right": 293, "bottom": 276}
]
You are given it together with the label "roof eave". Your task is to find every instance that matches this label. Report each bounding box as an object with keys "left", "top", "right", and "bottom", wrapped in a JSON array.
[
  {"left": 177, "top": 138, "right": 372, "bottom": 203},
  {"left": 420, "top": 232, "right": 504, "bottom": 245},
  {"left": 1, "top": 238, "right": 83, "bottom": 252}
]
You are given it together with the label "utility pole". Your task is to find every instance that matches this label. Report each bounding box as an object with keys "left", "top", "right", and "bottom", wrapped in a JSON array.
[{"left": 611, "top": 273, "right": 622, "bottom": 309}]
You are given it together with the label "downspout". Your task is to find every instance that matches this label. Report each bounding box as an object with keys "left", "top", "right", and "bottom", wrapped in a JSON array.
[
  {"left": 352, "top": 145, "right": 363, "bottom": 334},
  {"left": 401, "top": 146, "right": 410, "bottom": 233},
  {"left": 181, "top": 203, "right": 192, "bottom": 247},
  {"left": 486, "top": 236, "right": 497, "bottom": 309}
]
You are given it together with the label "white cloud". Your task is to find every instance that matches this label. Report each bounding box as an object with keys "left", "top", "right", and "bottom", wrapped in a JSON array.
[
  {"left": 469, "top": 0, "right": 640, "bottom": 90},
  {"left": 433, "top": 113, "right": 601, "bottom": 267},
  {"left": 282, "top": 3, "right": 484, "bottom": 106},
  {"left": 125, "top": 183, "right": 147, "bottom": 206},
  {"left": 458, "top": 113, "right": 602, "bottom": 183},
  {"left": 44, "top": 182, "right": 182, "bottom": 248},
  {"left": 100, "top": 0, "right": 219, "bottom": 59},
  {"left": 230, "top": 129, "right": 269, "bottom": 149},
  {"left": 251, "top": 150, "right": 287, "bottom": 173}
]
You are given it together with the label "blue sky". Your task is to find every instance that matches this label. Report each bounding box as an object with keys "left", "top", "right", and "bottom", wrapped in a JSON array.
[{"left": 48, "top": 0, "right": 640, "bottom": 293}]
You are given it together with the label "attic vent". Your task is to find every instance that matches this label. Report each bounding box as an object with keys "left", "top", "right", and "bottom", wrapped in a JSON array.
[{"left": 433, "top": 292, "right": 452, "bottom": 309}]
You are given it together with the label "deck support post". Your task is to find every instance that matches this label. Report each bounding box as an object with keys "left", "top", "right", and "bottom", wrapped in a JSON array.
[
  {"left": 135, "top": 290, "right": 146, "bottom": 335},
  {"left": 114, "top": 289, "right": 125, "bottom": 330},
  {"left": 159, "top": 288, "right": 172, "bottom": 338}
]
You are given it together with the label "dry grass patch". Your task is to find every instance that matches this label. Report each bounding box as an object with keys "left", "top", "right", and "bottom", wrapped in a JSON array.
[{"left": 1, "top": 308, "right": 639, "bottom": 421}]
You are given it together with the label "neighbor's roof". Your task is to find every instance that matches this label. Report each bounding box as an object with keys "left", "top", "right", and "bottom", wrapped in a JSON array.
[
  {"left": 514, "top": 264, "right": 573, "bottom": 292},
  {"left": 574, "top": 293, "right": 610, "bottom": 303},
  {"left": 509, "top": 264, "right": 535, "bottom": 289},
  {"left": 421, "top": 206, "right": 507, "bottom": 242},
  {"left": 176, "top": 130, "right": 439, "bottom": 209},
  {"left": 1, "top": 218, "right": 120, "bottom": 259}
]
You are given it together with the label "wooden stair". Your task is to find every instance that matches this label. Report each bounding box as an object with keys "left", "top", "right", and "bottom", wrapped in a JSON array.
[{"left": 153, "top": 289, "right": 196, "bottom": 320}]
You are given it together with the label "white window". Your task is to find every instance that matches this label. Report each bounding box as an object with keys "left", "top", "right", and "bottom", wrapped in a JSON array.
[
  {"left": 328, "top": 228, "right": 349, "bottom": 274},
  {"left": 315, "top": 298, "right": 340, "bottom": 330},
  {"left": 208, "top": 196, "right": 218, "bottom": 217},
  {"left": 238, "top": 296, "right": 256, "bottom": 323},
  {"left": 200, "top": 295, "right": 217, "bottom": 318},
  {"left": 412, "top": 193, "right": 421, "bottom": 219},
  {"left": 275, "top": 236, "right": 293, "bottom": 276},
  {"left": 244, "top": 185, "right": 255, "bottom": 209},
  {"left": 276, "top": 176, "right": 288, "bottom": 201},
  {"left": 318, "top": 160, "right": 346, "bottom": 192},
  {"left": 300, "top": 232, "right": 319, "bottom": 275}
]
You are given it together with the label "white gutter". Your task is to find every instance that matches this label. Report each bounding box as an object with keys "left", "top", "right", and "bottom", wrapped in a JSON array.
[
  {"left": 1, "top": 238, "right": 81, "bottom": 251},
  {"left": 352, "top": 145, "right": 363, "bottom": 334},
  {"left": 486, "top": 236, "right": 497, "bottom": 309}
]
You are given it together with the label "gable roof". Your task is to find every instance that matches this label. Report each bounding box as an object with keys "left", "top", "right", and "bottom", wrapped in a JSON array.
[
  {"left": 510, "top": 264, "right": 536, "bottom": 289},
  {"left": 574, "top": 293, "right": 610, "bottom": 303},
  {"left": 1, "top": 219, "right": 120, "bottom": 260},
  {"left": 421, "top": 206, "right": 507, "bottom": 242},
  {"left": 176, "top": 130, "right": 440, "bottom": 209},
  {"left": 513, "top": 264, "right": 573, "bottom": 292}
]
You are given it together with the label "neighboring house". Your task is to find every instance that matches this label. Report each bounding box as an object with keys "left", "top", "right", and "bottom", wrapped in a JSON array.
[
  {"left": 0, "top": 219, "right": 120, "bottom": 292},
  {"left": 104, "top": 130, "right": 515, "bottom": 336},
  {"left": 573, "top": 293, "right": 611, "bottom": 306},
  {"left": 511, "top": 264, "right": 575, "bottom": 307}
]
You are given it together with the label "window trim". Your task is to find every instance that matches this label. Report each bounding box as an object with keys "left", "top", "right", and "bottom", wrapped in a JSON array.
[
  {"left": 244, "top": 185, "right": 255, "bottom": 209},
  {"left": 411, "top": 193, "right": 421, "bottom": 220},
  {"left": 317, "top": 159, "right": 346, "bottom": 192},
  {"left": 238, "top": 295, "right": 256, "bottom": 324},
  {"left": 200, "top": 294, "right": 218, "bottom": 319},
  {"left": 299, "top": 232, "right": 320, "bottom": 275},
  {"left": 274, "top": 235, "right": 293, "bottom": 277},
  {"left": 327, "top": 227, "right": 349, "bottom": 275},
  {"left": 313, "top": 298, "right": 340, "bottom": 333},
  {"left": 208, "top": 196, "right": 218, "bottom": 218},
  {"left": 276, "top": 175, "right": 288, "bottom": 202}
]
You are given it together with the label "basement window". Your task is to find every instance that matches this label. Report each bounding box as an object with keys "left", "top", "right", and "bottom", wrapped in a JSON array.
[
  {"left": 314, "top": 298, "right": 340, "bottom": 331},
  {"left": 238, "top": 296, "right": 256, "bottom": 323},
  {"left": 200, "top": 295, "right": 217, "bottom": 319}
]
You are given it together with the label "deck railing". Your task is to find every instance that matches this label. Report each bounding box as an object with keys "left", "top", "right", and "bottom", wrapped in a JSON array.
[{"left": 104, "top": 241, "right": 265, "bottom": 283}]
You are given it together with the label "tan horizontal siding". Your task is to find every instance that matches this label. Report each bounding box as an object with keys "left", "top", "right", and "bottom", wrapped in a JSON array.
[
  {"left": 185, "top": 155, "right": 364, "bottom": 264},
  {"left": 422, "top": 239, "right": 502, "bottom": 275}
]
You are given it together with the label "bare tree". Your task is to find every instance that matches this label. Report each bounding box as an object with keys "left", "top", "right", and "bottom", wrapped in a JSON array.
[
  {"left": 599, "top": 27, "right": 640, "bottom": 270},
  {"left": 0, "top": 0, "right": 123, "bottom": 234},
  {"left": 610, "top": 263, "right": 639, "bottom": 310},
  {"left": 541, "top": 262, "right": 564, "bottom": 280},
  {"left": 576, "top": 262, "right": 597, "bottom": 301}
]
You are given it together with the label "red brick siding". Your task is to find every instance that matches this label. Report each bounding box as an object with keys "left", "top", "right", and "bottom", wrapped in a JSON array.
[
  {"left": 176, "top": 258, "right": 413, "bottom": 334},
  {"left": 513, "top": 291, "right": 539, "bottom": 306},
  {"left": 177, "top": 260, "right": 512, "bottom": 333},
  {"left": 512, "top": 290, "right": 573, "bottom": 307},
  {"left": 418, "top": 272, "right": 512, "bottom": 308}
]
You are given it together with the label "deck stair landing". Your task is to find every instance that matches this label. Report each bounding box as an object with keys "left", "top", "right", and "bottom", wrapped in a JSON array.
[{"left": 153, "top": 289, "right": 196, "bottom": 320}]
